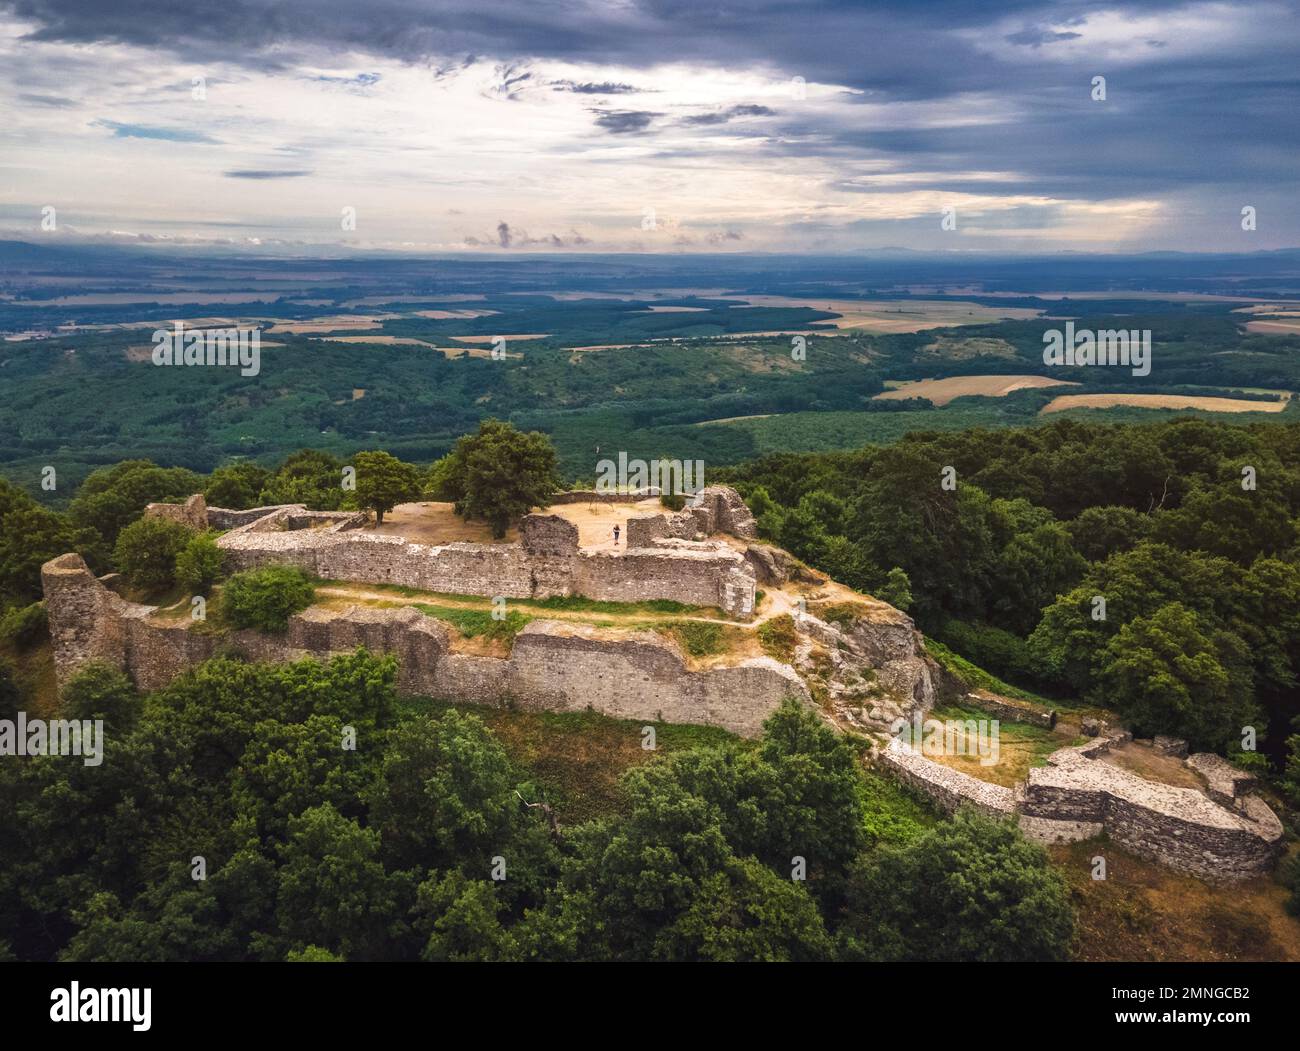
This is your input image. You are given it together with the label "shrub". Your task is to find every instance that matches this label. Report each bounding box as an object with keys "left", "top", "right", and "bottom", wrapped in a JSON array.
[
  {"left": 662, "top": 620, "right": 724, "bottom": 656},
  {"left": 62, "top": 662, "right": 142, "bottom": 732},
  {"left": 659, "top": 492, "right": 686, "bottom": 512},
  {"left": 176, "top": 531, "right": 226, "bottom": 594},
  {"left": 113, "top": 516, "right": 194, "bottom": 589},
  {"left": 937, "top": 618, "right": 1039, "bottom": 686},
  {"left": 221, "top": 566, "right": 315, "bottom": 632},
  {"left": 1280, "top": 853, "right": 1300, "bottom": 918},
  {"left": 0, "top": 601, "right": 47, "bottom": 647},
  {"left": 757, "top": 614, "right": 798, "bottom": 662},
  {"left": 0, "top": 659, "right": 18, "bottom": 721},
  {"left": 840, "top": 808, "right": 1074, "bottom": 961}
]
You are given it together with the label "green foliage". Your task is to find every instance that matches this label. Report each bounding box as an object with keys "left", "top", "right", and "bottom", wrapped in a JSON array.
[
  {"left": 1283, "top": 718, "right": 1300, "bottom": 810},
  {"left": 0, "top": 478, "right": 102, "bottom": 604},
  {"left": 112, "top": 516, "right": 194, "bottom": 589},
  {"left": 434, "top": 419, "right": 561, "bottom": 538},
  {"left": 757, "top": 614, "right": 798, "bottom": 662},
  {"left": 661, "top": 620, "right": 725, "bottom": 656},
  {"left": 413, "top": 604, "right": 530, "bottom": 645},
  {"left": 659, "top": 492, "right": 687, "bottom": 511},
  {"left": 351, "top": 450, "right": 423, "bottom": 525},
  {"left": 839, "top": 808, "right": 1074, "bottom": 961},
  {"left": 0, "top": 644, "right": 1080, "bottom": 963},
  {"left": 175, "top": 531, "right": 225, "bottom": 595},
  {"left": 1068, "top": 505, "right": 1152, "bottom": 561},
  {"left": 286, "top": 945, "right": 344, "bottom": 962},
  {"left": 259, "top": 450, "right": 348, "bottom": 510},
  {"left": 204, "top": 463, "right": 271, "bottom": 510},
  {"left": 1280, "top": 853, "right": 1300, "bottom": 918},
  {"left": 69, "top": 460, "right": 203, "bottom": 547},
  {"left": 0, "top": 659, "right": 19, "bottom": 721},
  {"left": 924, "top": 638, "right": 1053, "bottom": 705},
  {"left": 935, "top": 617, "right": 1039, "bottom": 687},
  {"left": 221, "top": 565, "right": 316, "bottom": 632},
  {"left": 0, "top": 601, "right": 47, "bottom": 647},
  {"left": 61, "top": 663, "right": 142, "bottom": 732},
  {"left": 877, "top": 567, "right": 913, "bottom": 611},
  {"left": 1096, "top": 603, "right": 1256, "bottom": 751}
]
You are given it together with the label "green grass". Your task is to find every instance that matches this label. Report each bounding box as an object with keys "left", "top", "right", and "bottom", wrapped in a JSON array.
[
  {"left": 757, "top": 614, "right": 798, "bottom": 662},
  {"left": 412, "top": 604, "right": 531, "bottom": 644},
  {"left": 523, "top": 594, "right": 704, "bottom": 616},
  {"left": 860, "top": 767, "right": 942, "bottom": 849},
  {"left": 923, "top": 638, "right": 1057, "bottom": 707},
  {"left": 314, "top": 578, "right": 715, "bottom": 618},
  {"left": 658, "top": 620, "right": 726, "bottom": 657}
]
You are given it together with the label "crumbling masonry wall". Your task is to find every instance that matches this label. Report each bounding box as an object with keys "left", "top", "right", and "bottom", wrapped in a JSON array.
[
  {"left": 876, "top": 732, "right": 1282, "bottom": 882},
  {"left": 41, "top": 554, "right": 796, "bottom": 736},
  {"left": 209, "top": 495, "right": 757, "bottom": 618}
]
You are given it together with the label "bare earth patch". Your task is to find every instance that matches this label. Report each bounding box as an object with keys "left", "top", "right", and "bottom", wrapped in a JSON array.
[
  {"left": 1245, "top": 319, "right": 1300, "bottom": 334},
  {"left": 1051, "top": 839, "right": 1300, "bottom": 961},
  {"left": 875, "top": 374, "right": 1077, "bottom": 406},
  {"left": 734, "top": 295, "right": 1044, "bottom": 333},
  {"left": 361, "top": 498, "right": 663, "bottom": 551},
  {"left": 1099, "top": 740, "right": 1205, "bottom": 790},
  {"left": 270, "top": 315, "right": 395, "bottom": 334},
  {"left": 1041, "top": 393, "right": 1289, "bottom": 414}
]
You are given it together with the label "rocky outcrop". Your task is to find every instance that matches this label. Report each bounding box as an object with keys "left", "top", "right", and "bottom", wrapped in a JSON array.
[
  {"left": 790, "top": 607, "right": 936, "bottom": 731},
  {"left": 743, "top": 544, "right": 827, "bottom": 586}
]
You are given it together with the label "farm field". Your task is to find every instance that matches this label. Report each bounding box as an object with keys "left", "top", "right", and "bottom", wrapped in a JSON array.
[
  {"left": 875, "top": 374, "right": 1076, "bottom": 405},
  {"left": 1040, "top": 392, "right": 1291, "bottom": 414},
  {"left": 733, "top": 295, "right": 1044, "bottom": 332}
]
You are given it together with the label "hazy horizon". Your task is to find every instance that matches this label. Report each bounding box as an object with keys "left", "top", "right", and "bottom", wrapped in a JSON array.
[{"left": 3, "top": 0, "right": 1298, "bottom": 256}]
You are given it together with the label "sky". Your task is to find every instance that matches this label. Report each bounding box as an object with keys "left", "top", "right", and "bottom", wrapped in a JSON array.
[{"left": 1, "top": 0, "right": 1297, "bottom": 254}]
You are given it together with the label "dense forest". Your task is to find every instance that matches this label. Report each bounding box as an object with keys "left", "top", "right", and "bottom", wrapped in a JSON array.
[
  {"left": 2, "top": 414, "right": 1299, "bottom": 961},
  {"left": 717, "top": 416, "right": 1300, "bottom": 768},
  {"left": 4, "top": 294, "right": 1298, "bottom": 490},
  {"left": 0, "top": 666, "right": 1072, "bottom": 962}
]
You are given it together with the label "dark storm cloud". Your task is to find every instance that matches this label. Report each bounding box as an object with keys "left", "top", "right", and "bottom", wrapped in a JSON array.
[
  {"left": 551, "top": 80, "right": 641, "bottom": 94},
  {"left": 591, "top": 109, "right": 659, "bottom": 134},
  {"left": 7, "top": 0, "right": 1300, "bottom": 207},
  {"left": 1004, "top": 26, "right": 1083, "bottom": 46},
  {"left": 19, "top": 91, "right": 74, "bottom": 106},
  {"left": 681, "top": 104, "right": 775, "bottom": 126},
  {"left": 223, "top": 169, "right": 313, "bottom": 179}
]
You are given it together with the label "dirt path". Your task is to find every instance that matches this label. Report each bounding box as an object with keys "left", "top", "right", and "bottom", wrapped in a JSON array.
[{"left": 315, "top": 580, "right": 804, "bottom": 628}]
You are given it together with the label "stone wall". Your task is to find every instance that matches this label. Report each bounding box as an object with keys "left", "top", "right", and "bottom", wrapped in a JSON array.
[
  {"left": 878, "top": 738, "right": 1017, "bottom": 818},
  {"left": 961, "top": 689, "right": 1056, "bottom": 730},
  {"left": 41, "top": 554, "right": 797, "bottom": 737},
  {"left": 871, "top": 726, "right": 1282, "bottom": 882},
  {"left": 214, "top": 506, "right": 758, "bottom": 618},
  {"left": 144, "top": 493, "right": 208, "bottom": 531},
  {"left": 503, "top": 621, "right": 805, "bottom": 736}
]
